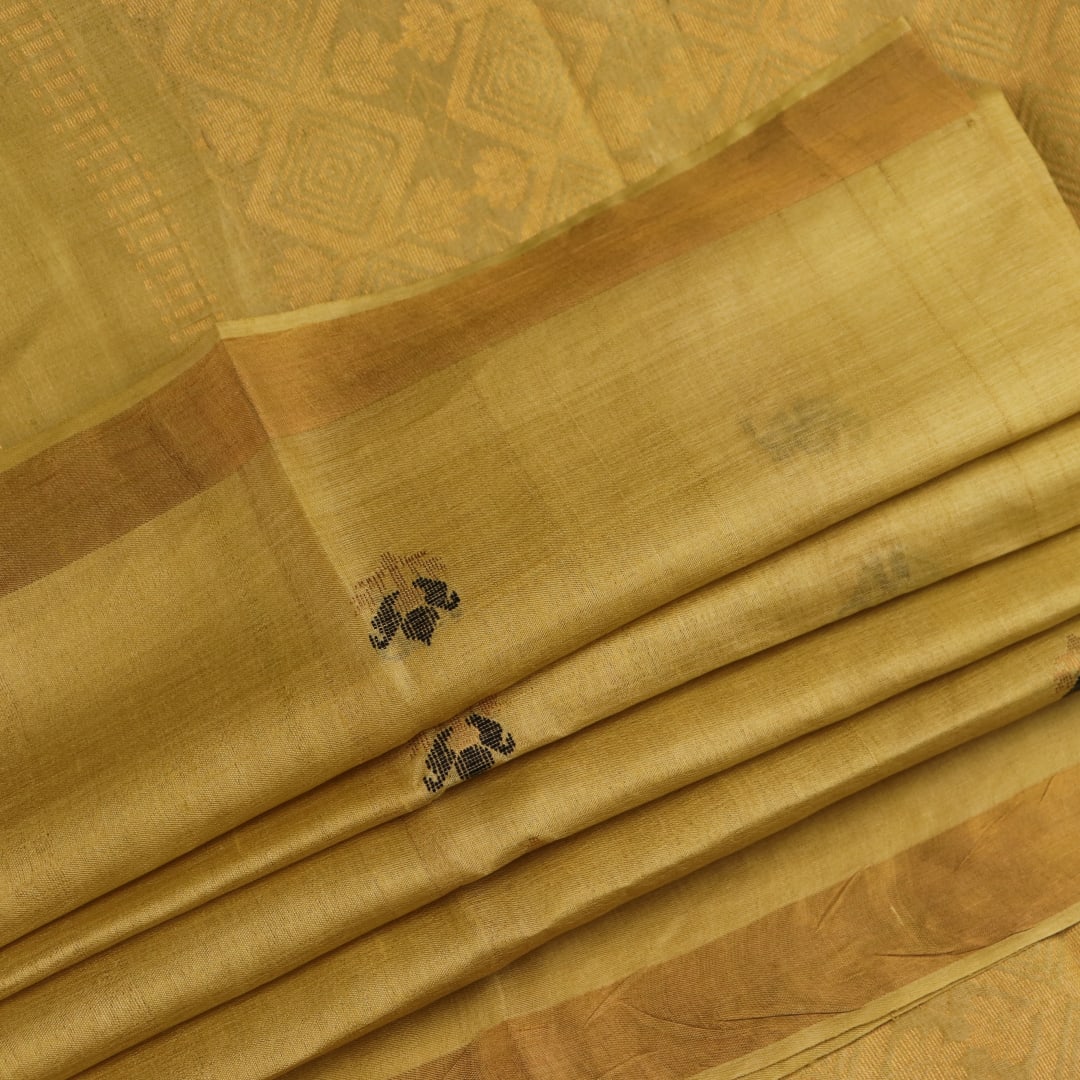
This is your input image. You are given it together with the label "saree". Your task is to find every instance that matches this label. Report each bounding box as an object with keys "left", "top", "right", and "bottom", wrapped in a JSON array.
[{"left": 3, "top": 12, "right": 1080, "bottom": 1080}]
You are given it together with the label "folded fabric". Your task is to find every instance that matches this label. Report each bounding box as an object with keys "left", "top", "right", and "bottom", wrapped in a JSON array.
[
  {"left": 46, "top": 611, "right": 1080, "bottom": 1080},
  {"left": 5, "top": 517, "right": 1080, "bottom": 1077},
  {"left": 5, "top": 27, "right": 1080, "bottom": 957},
  {"left": 7, "top": 398, "right": 1078, "bottom": 1003},
  {"left": 7, "top": 22, "right": 1080, "bottom": 1080},
  {"left": 279, "top": 688, "right": 1080, "bottom": 1080}
]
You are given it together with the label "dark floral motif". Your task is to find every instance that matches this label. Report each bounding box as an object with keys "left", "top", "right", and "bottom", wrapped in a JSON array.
[
  {"left": 423, "top": 713, "right": 516, "bottom": 793},
  {"left": 369, "top": 575, "right": 460, "bottom": 649}
]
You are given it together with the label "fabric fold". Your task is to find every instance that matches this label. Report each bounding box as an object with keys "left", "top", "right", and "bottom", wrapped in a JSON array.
[
  {"left": 6, "top": 403, "right": 1079, "bottom": 1003},
  {"left": 5, "top": 23, "right": 1080, "bottom": 1080},
  {"left": 6, "top": 523, "right": 1080, "bottom": 1078},
  {"left": 5, "top": 27, "right": 1029, "bottom": 948},
  {"left": 277, "top": 691, "right": 1080, "bottom": 1080},
  {"left": 60, "top": 613, "right": 1080, "bottom": 1080}
]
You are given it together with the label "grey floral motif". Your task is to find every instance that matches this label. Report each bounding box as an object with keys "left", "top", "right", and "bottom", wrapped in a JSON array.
[
  {"left": 742, "top": 396, "right": 867, "bottom": 461},
  {"left": 837, "top": 545, "right": 939, "bottom": 618}
]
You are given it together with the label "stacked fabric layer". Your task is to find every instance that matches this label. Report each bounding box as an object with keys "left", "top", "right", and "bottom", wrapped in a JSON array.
[{"left": 2, "top": 23, "right": 1080, "bottom": 1080}]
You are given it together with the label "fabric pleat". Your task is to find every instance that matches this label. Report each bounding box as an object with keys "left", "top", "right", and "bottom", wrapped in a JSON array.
[
  {"left": 1, "top": 27, "right": 984, "bottom": 944},
  {"left": 6, "top": 34, "right": 1080, "bottom": 955},
  {"left": 278, "top": 691, "right": 1080, "bottom": 1080},
  {"left": 5, "top": 521, "right": 1080, "bottom": 1077},
  {"left": 60, "top": 616, "right": 1080, "bottom": 1079},
  {"left": 4, "top": 22, "right": 1080, "bottom": 1080},
  {"left": 5, "top": 403, "right": 1079, "bottom": 1004}
]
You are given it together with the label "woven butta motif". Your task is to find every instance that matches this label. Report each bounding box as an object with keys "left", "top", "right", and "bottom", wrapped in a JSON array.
[{"left": 3, "top": 17, "right": 1080, "bottom": 1080}]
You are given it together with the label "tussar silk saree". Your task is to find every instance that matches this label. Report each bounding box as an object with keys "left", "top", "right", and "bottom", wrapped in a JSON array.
[{"left": 4, "top": 13, "right": 1080, "bottom": 1080}]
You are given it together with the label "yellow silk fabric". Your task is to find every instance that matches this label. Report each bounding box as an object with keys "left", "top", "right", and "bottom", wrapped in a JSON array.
[{"left": 3, "top": 13, "right": 1080, "bottom": 1080}]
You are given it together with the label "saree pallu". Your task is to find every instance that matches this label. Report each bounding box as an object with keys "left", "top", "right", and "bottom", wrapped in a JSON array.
[
  {"left": 7, "top": 1, "right": 1080, "bottom": 452},
  {"left": 4, "top": 22, "right": 1080, "bottom": 1080}
]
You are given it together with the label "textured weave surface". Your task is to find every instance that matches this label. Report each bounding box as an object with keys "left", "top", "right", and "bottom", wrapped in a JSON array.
[
  {"left": 268, "top": 693, "right": 1080, "bottom": 1080},
  {"left": 3, "top": 16, "right": 1080, "bottom": 1080},
  {"left": 7, "top": 406, "right": 1077, "bottom": 1004},
  {"left": 793, "top": 925, "right": 1080, "bottom": 1079}
]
